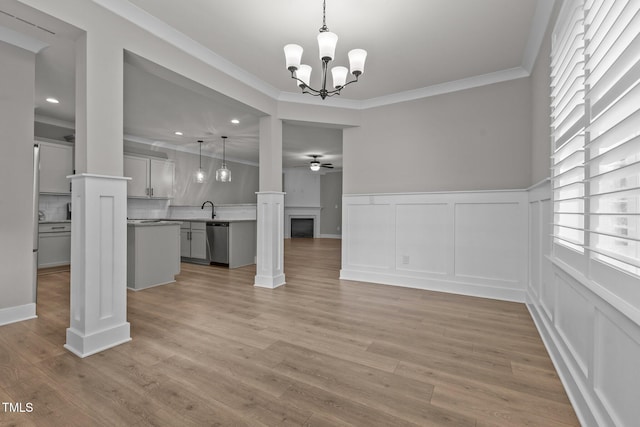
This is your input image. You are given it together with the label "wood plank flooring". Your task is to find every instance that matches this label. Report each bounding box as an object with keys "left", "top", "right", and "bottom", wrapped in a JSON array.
[{"left": 0, "top": 238, "right": 579, "bottom": 426}]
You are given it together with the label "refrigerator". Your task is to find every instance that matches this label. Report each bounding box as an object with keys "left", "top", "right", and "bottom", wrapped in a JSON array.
[{"left": 32, "top": 143, "right": 39, "bottom": 303}]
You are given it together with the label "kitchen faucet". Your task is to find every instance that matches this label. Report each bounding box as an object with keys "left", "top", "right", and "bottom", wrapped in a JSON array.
[{"left": 201, "top": 201, "right": 216, "bottom": 219}]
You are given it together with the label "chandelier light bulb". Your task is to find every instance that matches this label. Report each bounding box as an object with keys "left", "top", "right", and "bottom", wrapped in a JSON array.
[
  {"left": 331, "top": 66, "right": 348, "bottom": 88},
  {"left": 348, "top": 49, "right": 367, "bottom": 75},
  {"left": 296, "top": 65, "right": 312, "bottom": 88},
  {"left": 284, "top": 44, "right": 303, "bottom": 70},
  {"left": 317, "top": 31, "right": 338, "bottom": 61}
]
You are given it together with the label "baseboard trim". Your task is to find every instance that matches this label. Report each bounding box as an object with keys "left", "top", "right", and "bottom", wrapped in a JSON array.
[
  {"left": 0, "top": 303, "right": 37, "bottom": 326},
  {"left": 526, "top": 299, "right": 601, "bottom": 427},
  {"left": 339, "top": 269, "right": 525, "bottom": 302},
  {"left": 318, "top": 234, "right": 342, "bottom": 239}
]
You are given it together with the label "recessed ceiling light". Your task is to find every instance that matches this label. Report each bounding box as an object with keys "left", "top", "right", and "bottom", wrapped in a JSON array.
[
  {"left": 231, "top": 119, "right": 240, "bottom": 124},
  {"left": 46, "top": 97, "right": 59, "bottom": 104},
  {"left": 174, "top": 131, "right": 183, "bottom": 136}
]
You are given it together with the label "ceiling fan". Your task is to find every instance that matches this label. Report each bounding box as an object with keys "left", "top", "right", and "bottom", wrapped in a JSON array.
[{"left": 308, "top": 155, "right": 333, "bottom": 171}]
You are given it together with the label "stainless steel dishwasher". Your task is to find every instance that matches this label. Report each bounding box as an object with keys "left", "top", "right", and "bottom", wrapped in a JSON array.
[{"left": 206, "top": 222, "right": 229, "bottom": 265}]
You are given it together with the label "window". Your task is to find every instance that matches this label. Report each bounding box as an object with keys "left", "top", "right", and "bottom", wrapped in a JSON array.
[
  {"left": 585, "top": 0, "right": 640, "bottom": 277},
  {"left": 551, "top": 0, "right": 586, "bottom": 254},
  {"left": 552, "top": 0, "right": 640, "bottom": 281}
]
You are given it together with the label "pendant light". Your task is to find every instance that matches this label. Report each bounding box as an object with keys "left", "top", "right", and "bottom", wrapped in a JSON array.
[
  {"left": 216, "top": 136, "right": 231, "bottom": 182},
  {"left": 195, "top": 139, "right": 206, "bottom": 183}
]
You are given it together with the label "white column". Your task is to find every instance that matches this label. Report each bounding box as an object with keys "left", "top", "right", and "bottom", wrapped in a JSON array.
[
  {"left": 66, "top": 31, "right": 128, "bottom": 356},
  {"left": 254, "top": 192, "right": 286, "bottom": 289},
  {"left": 65, "top": 174, "right": 130, "bottom": 357},
  {"left": 255, "top": 116, "right": 285, "bottom": 288}
]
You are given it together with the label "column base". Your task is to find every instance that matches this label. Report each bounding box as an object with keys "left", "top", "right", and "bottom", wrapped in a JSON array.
[
  {"left": 254, "top": 274, "right": 286, "bottom": 289},
  {"left": 254, "top": 191, "right": 286, "bottom": 289},
  {"left": 65, "top": 322, "right": 131, "bottom": 358}
]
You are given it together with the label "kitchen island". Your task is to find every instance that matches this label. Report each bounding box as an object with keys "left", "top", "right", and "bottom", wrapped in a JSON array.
[
  {"left": 127, "top": 220, "right": 181, "bottom": 290},
  {"left": 177, "top": 219, "right": 256, "bottom": 268}
]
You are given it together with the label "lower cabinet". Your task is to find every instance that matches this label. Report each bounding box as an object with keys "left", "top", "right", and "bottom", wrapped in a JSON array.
[
  {"left": 38, "top": 222, "right": 71, "bottom": 268},
  {"left": 180, "top": 221, "right": 207, "bottom": 262}
]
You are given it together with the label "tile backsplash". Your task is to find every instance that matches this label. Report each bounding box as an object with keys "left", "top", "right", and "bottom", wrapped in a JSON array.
[
  {"left": 39, "top": 194, "right": 71, "bottom": 221},
  {"left": 168, "top": 204, "right": 256, "bottom": 220},
  {"left": 127, "top": 198, "right": 170, "bottom": 219},
  {"left": 40, "top": 196, "right": 257, "bottom": 221}
]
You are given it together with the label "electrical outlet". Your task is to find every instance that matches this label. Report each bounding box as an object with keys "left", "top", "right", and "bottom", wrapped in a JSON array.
[
  {"left": 402, "top": 255, "right": 410, "bottom": 265},
  {"left": 337, "top": 226, "right": 340, "bottom": 231}
]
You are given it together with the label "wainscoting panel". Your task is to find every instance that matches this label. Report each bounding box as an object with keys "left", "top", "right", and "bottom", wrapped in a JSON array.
[
  {"left": 341, "top": 191, "right": 528, "bottom": 302},
  {"left": 454, "top": 202, "right": 521, "bottom": 284},
  {"left": 527, "top": 180, "right": 640, "bottom": 427},
  {"left": 343, "top": 203, "right": 394, "bottom": 271},
  {"left": 395, "top": 203, "right": 448, "bottom": 275},
  {"left": 593, "top": 308, "right": 640, "bottom": 427},
  {"left": 555, "top": 271, "right": 591, "bottom": 378}
]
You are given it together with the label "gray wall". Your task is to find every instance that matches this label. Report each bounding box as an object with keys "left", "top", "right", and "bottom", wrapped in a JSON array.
[
  {"left": 320, "top": 172, "right": 342, "bottom": 236},
  {"left": 0, "top": 42, "right": 35, "bottom": 310},
  {"left": 343, "top": 77, "right": 532, "bottom": 194}
]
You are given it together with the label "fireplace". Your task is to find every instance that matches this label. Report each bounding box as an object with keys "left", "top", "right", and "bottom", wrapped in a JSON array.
[{"left": 291, "top": 218, "right": 314, "bottom": 238}]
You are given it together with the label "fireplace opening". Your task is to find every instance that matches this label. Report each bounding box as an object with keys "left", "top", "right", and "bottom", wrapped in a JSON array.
[{"left": 291, "top": 218, "right": 314, "bottom": 238}]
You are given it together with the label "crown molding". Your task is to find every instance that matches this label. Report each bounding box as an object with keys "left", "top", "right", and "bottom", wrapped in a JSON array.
[
  {"left": 279, "top": 67, "right": 530, "bottom": 110},
  {"left": 522, "top": 0, "right": 557, "bottom": 72},
  {"left": 92, "top": 0, "right": 280, "bottom": 99},
  {"left": 90, "top": 0, "right": 551, "bottom": 110},
  {"left": 360, "top": 67, "right": 530, "bottom": 109},
  {"left": 0, "top": 23, "right": 48, "bottom": 53},
  {"left": 34, "top": 114, "right": 75, "bottom": 129}
]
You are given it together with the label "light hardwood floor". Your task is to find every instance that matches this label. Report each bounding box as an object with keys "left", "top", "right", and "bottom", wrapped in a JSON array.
[{"left": 0, "top": 238, "right": 578, "bottom": 426}]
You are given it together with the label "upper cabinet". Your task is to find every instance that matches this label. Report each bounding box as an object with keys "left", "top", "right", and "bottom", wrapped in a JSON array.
[
  {"left": 124, "top": 154, "right": 174, "bottom": 199},
  {"left": 150, "top": 158, "right": 174, "bottom": 198},
  {"left": 39, "top": 141, "right": 73, "bottom": 194}
]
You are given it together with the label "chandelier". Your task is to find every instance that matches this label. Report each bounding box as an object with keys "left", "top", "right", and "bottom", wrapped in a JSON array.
[{"left": 283, "top": 0, "right": 367, "bottom": 99}]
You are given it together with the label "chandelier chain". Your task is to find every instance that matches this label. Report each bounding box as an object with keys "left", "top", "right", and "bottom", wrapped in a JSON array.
[{"left": 319, "top": 0, "right": 328, "bottom": 32}]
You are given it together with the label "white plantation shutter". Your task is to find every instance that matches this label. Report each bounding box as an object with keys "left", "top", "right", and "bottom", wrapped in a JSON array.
[
  {"left": 585, "top": 0, "right": 640, "bottom": 276},
  {"left": 551, "top": 0, "right": 586, "bottom": 254}
]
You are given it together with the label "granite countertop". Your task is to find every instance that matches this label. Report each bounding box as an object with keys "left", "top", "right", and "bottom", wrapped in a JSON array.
[
  {"left": 130, "top": 218, "right": 256, "bottom": 223},
  {"left": 127, "top": 220, "right": 182, "bottom": 227}
]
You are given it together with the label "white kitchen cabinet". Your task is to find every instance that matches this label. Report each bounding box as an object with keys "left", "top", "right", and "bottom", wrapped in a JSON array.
[
  {"left": 124, "top": 155, "right": 149, "bottom": 197},
  {"left": 39, "top": 141, "right": 73, "bottom": 194},
  {"left": 180, "top": 221, "right": 207, "bottom": 261},
  {"left": 124, "top": 154, "right": 174, "bottom": 198},
  {"left": 150, "top": 158, "right": 174, "bottom": 198},
  {"left": 38, "top": 222, "right": 71, "bottom": 267}
]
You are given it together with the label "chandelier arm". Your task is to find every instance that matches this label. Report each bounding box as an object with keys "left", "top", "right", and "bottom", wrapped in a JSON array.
[
  {"left": 289, "top": 70, "right": 322, "bottom": 95},
  {"left": 302, "top": 90, "right": 323, "bottom": 97},
  {"left": 289, "top": 75, "right": 324, "bottom": 96}
]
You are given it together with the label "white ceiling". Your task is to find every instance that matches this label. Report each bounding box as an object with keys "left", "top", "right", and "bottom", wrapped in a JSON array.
[{"left": 1, "top": 0, "right": 547, "bottom": 169}]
